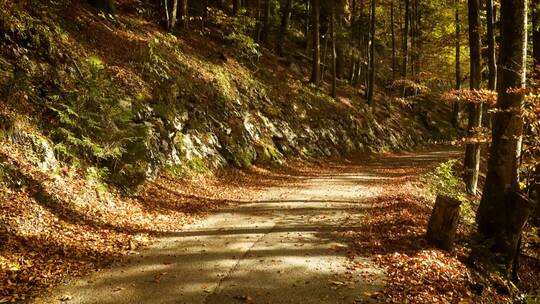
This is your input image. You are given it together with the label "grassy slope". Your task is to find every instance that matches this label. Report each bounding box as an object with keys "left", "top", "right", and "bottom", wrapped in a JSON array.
[{"left": 0, "top": 0, "right": 457, "bottom": 302}]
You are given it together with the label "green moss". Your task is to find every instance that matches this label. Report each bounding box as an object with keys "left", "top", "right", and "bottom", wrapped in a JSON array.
[
  {"left": 257, "top": 144, "right": 283, "bottom": 165},
  {"left": 227, "top": 145, "right": 254, "bottom": 168},
  {"left": 188, "top": 156, "right": 209, "bottom": 173}
]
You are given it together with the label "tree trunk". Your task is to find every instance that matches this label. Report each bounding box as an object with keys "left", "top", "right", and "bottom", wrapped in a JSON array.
[
  {"left": 413, "top": 0, "right": 421, "bottom": 76},
  {"left": 331, "top": 3, "right": 337, "bottom": 98},
  {"left": 426, "top": 195, "right": 462, "bottom": 251},
  {"left": 391, "top": 0, "right": 396, "bottom": 81},
  {"left": 309, "top": 0, "right": 321, "bottom": 84},
  {"left": 277, "top": 0, "right": 293, "bottom": 57},
  {"left": 164, "top": 0, "right": 170, "bottom": 29},
  {"left": 486, "top": 0, "right": 497, "bottom": 91},
  {"left": 452, "top": 0, "right": 461, "bottom": 128},
  {"left": 179, "top": 0, "right": 189, "bottom": 28},
  {"left": 350, "top": 60, "right": 357, "bottom": 84},
  {"left": 477, "top": 0, "right": 529, "bottom": 279},
  {"left": 464, "top": 0, "right": 482, "bottom": 195},
  {"left": 409, "top": 0, "right": 415, "bottom": 77},
  {"left": 233, "top": 0, "right": 240, "bottom": 15},
  {"left": 335, "top": 0, "right": 345, "bottom": 79},
  {"left": 304, "top": 0, "right": 311, "bottom": 52},
  {"left": 534, "top": 0, "right": 540, "bottom": 66},
  {"left": 502, "top": 192, "right": 534, "bottom": 280},
  {"left": 260, "top": 0, "right": 271, "bottom": 44},
  {"left": 402, "top": 0, "right": 409, "bottom": 78},
  {"left": 366, "top": 0, "right": 375, "bottom": 105},
  {"left": 170, "top": 0, "right": 178, "bottom": 30}
]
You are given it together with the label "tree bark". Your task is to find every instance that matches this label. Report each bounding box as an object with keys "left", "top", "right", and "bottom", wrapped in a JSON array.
[
  {"left": 233, "top": 0, "right": 240, "bottom": 15},
  {"left": 391, "top": 0, "right": 396, "bottom": 81},
  {"left": 486, "top": 0, "right": 497, "bottom": 91},
  {"left": 309, "top": 0, "right": 321, "bottom": 84},
  {"left": 464, "top": 0, "right": 482, "bottom": 195},
  {"left": 171, "top": 0, "right": 179, "bottom": 30},
  {"left": 409, "top": 0, "right": 415, "bottom": 77},
  {"left": 366, "top": 0, "right": 375, "bottom": 105},
  {"left": 335, "top": 0, "right": 345, "bottom": 79},
  {"left": 304, "top": 0, "right": 311, "bottom": 52},
  {"left": 427, "top": 195, "right": 462, "bottom": 251},
  {"left": 277, "top": 0, "right": 293, "bottom": 56},
  {"left": 331, "top": 3, "right": 337, "bottom": 98},
  {"left": 452, "top": 0, "right": 461, "bottom": 128},
  {"left": 534, "top": 0, "right": 540, "bottom": 66},
  {"left": 260, "top": 0, "right": 271, "bottom": 44},
  {"left": 477, "top": 0, "right": 528, "bottom": 238},
  {"left": 179, "top": 0, "right": 188, "bottom": 28},
  {"left": 402, "top": 0, "right": 410, "bottom": 78}
]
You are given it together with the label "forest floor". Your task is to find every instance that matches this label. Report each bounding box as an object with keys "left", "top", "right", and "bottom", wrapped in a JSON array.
[{"left": 32, "top": 148, "right": 512, "bottom": 304}]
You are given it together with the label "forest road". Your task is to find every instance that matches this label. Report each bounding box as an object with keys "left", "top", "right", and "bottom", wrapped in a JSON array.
[{"left": 37, "top": 150, "right": 458, "bottom": 304}]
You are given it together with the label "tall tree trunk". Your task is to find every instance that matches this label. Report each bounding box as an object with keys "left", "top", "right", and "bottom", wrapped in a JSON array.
[
  {"left": 277, "top": 0, "right": 293, "bottom": 56},
  {"left": 260, "top": 0, "right": 271, "bottom": 44},
  {"left": 335, "top": 0, "right": 345, "bottom": 79},
  {"left": 464, "top": 0, "right": 483, "bottom": 195},
  {"left": 170, "top": 0, "right": 178, "bottom": 30},
  {"left": 477, "top": 0, "right": 528, "bottom": 238},
  {"left": 310, "top": 0, "right": 321, "bottom": 84},
  {"left": 164, "top": 0, "right": 170, "bottom": 29},
  {"left": 477, "top": 0, "right": 529, "bottom": 279},
  {"left": 391, "top": 0, "right": 397, "bottom": 81},
  {"left": 486, "top": 0, "right": 497, "bottom": 90},
  {"left": 402, "top": 0, "right": 410, "bottom": 77},
  {"left": 367, "top": 0, "right": 376, "bottom": 104},
  {"left": 179, "top": 0, "right": 189, "bottom": 28},
  {"left": 414, "top": 0, "right": 421, "bottom": 75},
  {"left": 534, "top": 0, "right": 540, "bottom": 65},
  {"left": 233, "top": 0, "right": 240, "bottom": 15},
  {"left": 452, "top": 0, "right": 461, "bottom": 127},
  {"left": 304, "top": 0, "right": 311, "bottom": 52},
  {"left": 256, "top": 0, "right": 263, "bottom": 42},
  {"left": 357, "top": 0, "right": 367, "bottom": 88},
  {"left": 409, "top": 0, "right": 415, "bottom": 77},
  {"left": 331, "top": 3, "right": 337, "bottom": 98}
]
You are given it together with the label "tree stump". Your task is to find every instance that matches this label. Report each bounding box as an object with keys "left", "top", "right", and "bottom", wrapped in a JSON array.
[{"left": 426, "top": 195, "right": 461, "bottom": 251}]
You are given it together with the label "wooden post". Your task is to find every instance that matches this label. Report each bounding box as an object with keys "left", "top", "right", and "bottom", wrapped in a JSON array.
[{"left": 426, "top": 195, "right": 461, "bottom": 251}]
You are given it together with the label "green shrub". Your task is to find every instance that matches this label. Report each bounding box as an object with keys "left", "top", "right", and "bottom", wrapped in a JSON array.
[{"left": 207, "top": 8, "right": 260, "bottom": 60}]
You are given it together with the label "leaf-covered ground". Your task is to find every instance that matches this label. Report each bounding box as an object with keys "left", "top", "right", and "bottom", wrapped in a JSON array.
[{"left": 4, "top": 148, "right": 538, "bottom": 303}]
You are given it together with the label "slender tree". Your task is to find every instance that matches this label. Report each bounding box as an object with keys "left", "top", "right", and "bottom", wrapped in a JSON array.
[
  {"left": 402, "top": 0, "right": 410, "bottom": 77},
  {"left": 464, "top": 0, "right": 483, "bottom": 195},
  {"left": 180, "top": 0, "right": 189, "bottom": 28},
  {"left": 452, "top": 0, "right": 461, "bottom": 127},
  {"left": 310, "top": 0, "right": 321, "bottom": 83},
  {"left": 367, "top": 0, "right": 376, "bottom": 104},
  {"left": 260, "top": 0, "right": 271, "bottom": 44},
  {"left": 534, "top": 0, "right": 540, "bottom": 66},
  {"left": 170, "top": 0, "right": 178, "bottom": 29},
  {"left": 391, "top": 0, "right": 397, "bottom": 80},
  {"left": 486, "top": 0, "right": 497, "bottom": 91},
  {"left": 331, "top": 2, "right": 337, "bottom": 98},
  {"left": 335, "top": 0, "right": 346, "bottom": 79},
  {"left": 476, "top": 0, "right": 529, "bottom": 279},
  {"left": 304, "top": 0, "right": 311, "bottom": 52},
  {"left": 277, "top": 0, "right": 293, "bottom": 56},
  {"left": 233, "top": 0, "right": 240, "bottom": 15}
]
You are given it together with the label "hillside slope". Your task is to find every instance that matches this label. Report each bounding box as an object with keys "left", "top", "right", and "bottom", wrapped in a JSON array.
[{"left": 0, "top": 0, "right": 457, "bottom": 302}]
